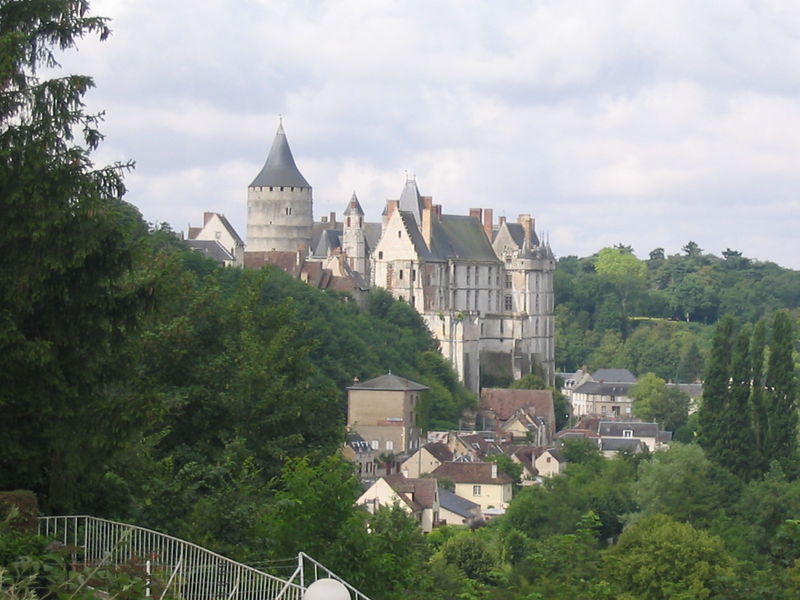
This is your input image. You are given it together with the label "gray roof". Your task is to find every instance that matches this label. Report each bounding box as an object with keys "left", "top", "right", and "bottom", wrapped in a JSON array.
[
  {"left": 505, "top": 222, "right": 541, "bottom": 248},
  {"left": 573, "top": 381, "right": 632, "bottom": 397},
  {"left": 591, "top": 369, "right": 637, "bottom": 383},
  {"left": 398, "top": 178, "right": 422, "bottom": 224},
  {"left": 184, "top": 240, "right": 235, "bottom": 264},
  {"left": 312, "top": 229, "right": 341, "bottom": 258},
  {"left": 438, "top": 488, "right": 480, "bottom": 518},
  {"left": 601, "top": 438, "right": 646, "bottom": 452},
  {"left": 396, "top": 211, "right": 500, "bottom": 264},
  {"left": 598, "top": 421, "right": 660, "bottom": 437},
  {"left": 249, "top": 122, "right": 310, "bottom": 188},
  {"left": 344, "top": 192, "right": 364, "bottom": 216},
  {"left": 348, "top": 373, "right": 428, "bottom": 391}
]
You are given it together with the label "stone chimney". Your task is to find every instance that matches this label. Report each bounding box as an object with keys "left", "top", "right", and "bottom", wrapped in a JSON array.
[
  {"left": 329, "top": 211, "right": 336, "bottom": 225},
  {"left": 469, "top": 208, "right": 482, "bottom": 221},
  {"left": 383, "top": 200, "right": 399, "bottom": 231},
  {"left": 203, "top": 211, "right": 214, "bottom": 225},
  {"left": 434, "top": 204, "right": 442, "bottom": 218},
  {"left": 422, "top": 196, "right": 433, "bottom": 249},
  {"left": 518, "top": 214, "right": 534, "bottom": 247},
  {"left": 483, "top": 208, "right": 493, "bottom": 241},
  {"left": 499, "top": 216, "right": 506, "bottom": 225}
]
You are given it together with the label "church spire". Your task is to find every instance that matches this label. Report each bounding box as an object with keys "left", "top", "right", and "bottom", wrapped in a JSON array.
[{"left": 249, "top": 121, "right": 310, "bottom": 188}]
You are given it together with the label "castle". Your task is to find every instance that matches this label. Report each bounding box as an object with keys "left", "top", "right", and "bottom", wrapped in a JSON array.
[{"left": 242, "top": 122, "right": 555, "bottom": 392}]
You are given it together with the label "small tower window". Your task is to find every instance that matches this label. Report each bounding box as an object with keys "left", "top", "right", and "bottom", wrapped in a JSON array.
[
  {"left": 505, "top": 295, "right": 513, "bottom": 311},
  {"left": 398, "top": 230, "right": 402, "bottom": 238},
  {"left": 285, "top": 207, "right": 293, "bottom": 216}
]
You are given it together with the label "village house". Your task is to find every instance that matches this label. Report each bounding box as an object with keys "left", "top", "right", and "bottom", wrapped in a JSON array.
[
  {"left": 431, "top": 461, "right": 513, "bottom": 513},
  {"left": 400, "top": 442, "right": 453, "bottom": 478},
  {"left": 346, "top": 373, "right": 427, "bottom": 457},
  {"left": 438, "top": 489, "right": 483, "bottom": 527},
  {"left": 186, "top": 211, "right": 245, "bottom": 267},
  {"left": 356, "top": 474, "right": 439, "bottom": 533},
  {"left": 478, "top": 388, "right": 555, "bottom": 444}
]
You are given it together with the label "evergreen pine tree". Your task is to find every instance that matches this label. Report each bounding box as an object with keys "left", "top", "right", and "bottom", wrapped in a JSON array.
[
  {"left": 750, "top": 319, "right": 768, "bottom": 470},
  {"left": 764, "top": 311, "right": 798, "bottom": 472},
  {"left": 698, "top": 315, "right": 735, "bottom": 464}
]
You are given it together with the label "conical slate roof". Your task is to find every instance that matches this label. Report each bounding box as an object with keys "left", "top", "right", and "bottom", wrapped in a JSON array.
[
  {"left": 249, "top": 122, "right": 310, "bottom": 188},
  {"left": 344, "top": 192, "right": 364, "bottom": 216}
]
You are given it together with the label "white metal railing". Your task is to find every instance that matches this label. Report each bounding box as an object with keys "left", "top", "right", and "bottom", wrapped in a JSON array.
[{"left": 38, "top": 515, "right": 305, "bottom": 600}]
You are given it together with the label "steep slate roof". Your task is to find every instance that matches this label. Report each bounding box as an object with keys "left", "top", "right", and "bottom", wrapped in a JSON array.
[
  {"left": 184, "top": 240, "right": 235, "bottom": 263},
  {"left": 573, "top": 381, "right": 633, "bottom": 397},
  {"left": 555, "top": 428, "right": 601, "bottom": 440},
  {"left": 250, "top": 122, "right": 310, "bottom": 188},
  {"left": 432, "top": 461, "right": 513, "bottom": 485},
  {"left": 344, "top": 192, "right": 365, "bottom": 216},
  {"left": 591, "top": 368, "right": 637, "bottom": 383},
  {"left": 601, "top": 438, "right": 646, "bottom": 452},
  {"left": 458, "top": 434, "right": 504, "bottom": 458},
  {"left": 598, "top": 421, "right": 660, "bottom": 437},
  {"left": 504, "top": 222, "right": 541, "bottom": 248},
  {"left": 424, "top": 442, "right": 454, "bottom": 463},
  {"left": 439, "top": 488, "right": 481, "bottom": 518},
  {"left": 348, "top": 373, "right": 428, "bottom": 391},
  {"left": 383, "top": 474, "right": 437, "bottom": 511},
  {"left": 215, "top": 213, "right": 245, "bottom": 245},
  {"left": 312, "top": 228, "right": 341, "bottom": 258},
  {"left": 398, "top": 178, "right": 423, "bottom": 224},
  {"left": 436, "top": 215, "right": 499, "bottom": 262},
  {"left": 480, "top": 388, "right": 555, "bottom": 422}
]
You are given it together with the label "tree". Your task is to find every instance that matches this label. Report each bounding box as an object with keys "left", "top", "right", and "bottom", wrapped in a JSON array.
[
  {"left": 594, "top": 247, "right": 648, "bottom": 335},
  {"left": 750, "top": 319, "right": 768, "bottom": 470},
  {"left": 719, "top": 327, "right": 756, "bottom": 479},
  {"left": 604, "top": 514, "right": 734, "bottom": 600},
  {"left": 676, "top": 340, "right": 704, "bottom": 383},
  {"left": 632, "top": 443, "right": 738, "bottom": 529},
  {"left": 698, "top": 315, "right": 735, "bottom": 463},
  {"left": 630, "top": 373, "right": 690, "bottom": 433},
  {"left": 764, "top": 311, "right": 798, "bottom": 473},
  {"left": 0, "top": 0, "right": 153, "bottom": 511}
]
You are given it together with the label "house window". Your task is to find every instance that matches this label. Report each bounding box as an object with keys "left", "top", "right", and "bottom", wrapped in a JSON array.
[
  {"left": 386, "top": 440, "right": 394, "bottom": 450},
  {"left": 472, "top": 485, "right": 481, "bottom": 496},
  {"left": 623, "top": 430, "right": 633, "bottom": 438},
  {"left": 371, "top": 440, "right": 379, "bottom": 450},
  {"left": 504, "top": 295, "right": 512, "bottom": 311}
]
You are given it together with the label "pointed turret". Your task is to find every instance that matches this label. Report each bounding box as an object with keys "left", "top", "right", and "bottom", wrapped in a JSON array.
[
  {"left": 250, "top": 121, "right": 310, "bottom": 189},
  {"left": 344, "top": 192, "right": 365, "bottom": 217},
  {"left": 246, "top": 120, "right": 313, "bottom": 253},
  {"left": 399, "top": 176, "right": 423, "bottom": 224}
]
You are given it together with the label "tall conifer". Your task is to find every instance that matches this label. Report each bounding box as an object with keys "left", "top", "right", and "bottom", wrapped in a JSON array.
[
  {"left": 764, "top": 311, "right": 798, "bottom": 472},
  {"left": 750, "top": 319, "right": 768, "bottom": 470},
  {"left": 720, "top": 327, "right": 755, "bottom": 479},
  {"left": 698, "top": 315, "right": 735, "bottom": 463}
]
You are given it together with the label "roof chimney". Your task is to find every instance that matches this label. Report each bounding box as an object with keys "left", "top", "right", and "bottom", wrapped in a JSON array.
[
  {"left": 203, "top": 212, "right": 215, "bottom": 225},
  {"left": 469, "top": 208, "right": 482, "bottom": 221},
  {"left": 518, "top": 214, "right": 533, "bottom": 247},
  {"left": 499, "top": 216, "right": 506, "bottom": 225},
  {"left": 422, "top": 196, "right": 433, "bottom": 249},
  {"left": 329, "top": 211, "right": 336, "bottom": 225},
  {"left": 491, "top": 463, "right": 498, "bottom": 479},
  {"left": 483, "top": 208, "right": 493, "bottom": 241}
]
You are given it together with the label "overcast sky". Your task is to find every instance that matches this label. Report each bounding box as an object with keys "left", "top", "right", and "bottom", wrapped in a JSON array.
[{"left": 60, "top": 0, "right": 800, "bottom": 268}]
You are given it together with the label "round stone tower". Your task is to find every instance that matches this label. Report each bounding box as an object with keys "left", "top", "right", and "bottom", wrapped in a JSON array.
[{"left": 246, "top": 121, "right": 313, "bottom": 253}]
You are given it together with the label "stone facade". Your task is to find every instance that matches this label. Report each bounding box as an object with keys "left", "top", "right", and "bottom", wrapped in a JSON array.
[{"left": 245, "top": 123, "right": 556, "bottom": 393}]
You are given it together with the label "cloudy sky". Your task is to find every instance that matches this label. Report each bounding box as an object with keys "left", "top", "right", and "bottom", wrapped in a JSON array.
[{"left": 60, "top": 0, "right": 800, "bottom": 268}]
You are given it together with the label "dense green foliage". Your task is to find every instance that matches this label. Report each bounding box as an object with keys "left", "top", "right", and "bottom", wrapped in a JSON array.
[
  {"left": 4, "top": 5, "right": 800, "bottom": 600},
  {"left": 698, "top": 312, "right": 798, "bottom": 478},
  {"left": 555, "top": 245, "right": 800, "bottom": 376}
]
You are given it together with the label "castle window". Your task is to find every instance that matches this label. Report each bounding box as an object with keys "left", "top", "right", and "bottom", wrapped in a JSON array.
[
  {"left": 280, "top": 187, "right": 284, "bottom": 191},
  {"left": 347, "top": 217, "right": 351, "bottom": 227},
  {"left": 466, "top": 266, "right": 471, "bottom": 285},
  {"left": 269, "top": 187, "right": 273, "bottom": 191},
  {"left": 378, "top": 251, "right": 383, "bottom": 259},
  {"left": 412, "top": 270, "right": 416, "bottom": 282},
  {"left": 398, "top": 230, "right": 402, "bottom": 238},
  {"left": 505, "top": 295, "right": 512, "bottom": 311},
  {"left": 399, "top": 269, "right": 404, "bottom": 280},
  {"left": 285, "top": 207, "right": 292, "bottom": 215},
  {"left": 505, "top": 273, "right": 512, "bottom": 289}
]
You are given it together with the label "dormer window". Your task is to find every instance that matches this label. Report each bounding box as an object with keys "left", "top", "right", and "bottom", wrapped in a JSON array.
[{"left": 623, "top": 429, "right": 633, "bottom": 438}]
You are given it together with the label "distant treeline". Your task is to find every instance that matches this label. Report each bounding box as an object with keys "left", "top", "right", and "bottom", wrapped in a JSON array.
[{"left": 555, "top": 243, "right": 800, "bottom": 378}]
